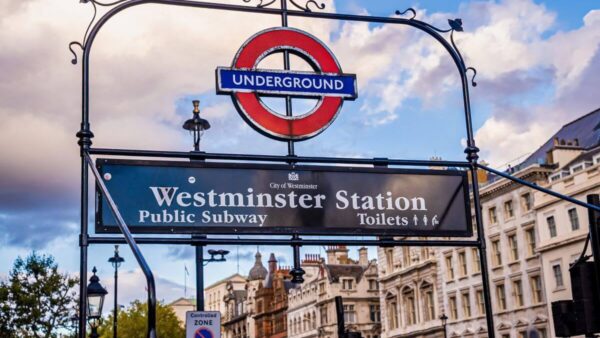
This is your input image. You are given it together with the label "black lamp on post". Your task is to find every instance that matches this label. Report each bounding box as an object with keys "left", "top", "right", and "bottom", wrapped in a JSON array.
[
  {"left": 182, "top": 100, "right": 211, "bottom": 152},
  {"left": 108, "top": 245, "right": 124, "bottom": 338},
  {"left": 440, "top": 313, "right": 448, "bottom": 338},
  {"left": 87, "top": 267, "right": 108, "bottom": 338},
  {"left": 70, "top": 314, "right": 79, "bottom": 338}
]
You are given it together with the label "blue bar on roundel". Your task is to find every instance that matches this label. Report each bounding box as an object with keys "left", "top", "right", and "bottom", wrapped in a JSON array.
[{"left": 216, "top": 67, "right": 357, "bottom": 99}]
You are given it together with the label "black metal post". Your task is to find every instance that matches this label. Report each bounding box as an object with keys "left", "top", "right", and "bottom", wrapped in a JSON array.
[
  {"left": 586, "top": 195, "right": 600, "bottom": 301},
  {"left": 194, "top": 235, "right": 206, "bottom": 311},
  {"left": 290, "top": 234, "right": 305, "bottom": 283},
  {"left": 85, "top": 154, "right": 157, "bottom": 338},
  {"left": 279, "top": 0, "right": 295, "bottom": 157},
  {"left": 90, "top": 325, "right": 100, "bottom": 338},
  {"left": 113, "top": 265, "right": 118, "bottom": 338},
  {"left": 108, "top": 245, "right": 124, "bottom": 338},
  {"left": 469, "top": 167, "right": 496, "bottom": 338},
  {"left": 335, "top": 296, "right": 345, "bottom": 337}
]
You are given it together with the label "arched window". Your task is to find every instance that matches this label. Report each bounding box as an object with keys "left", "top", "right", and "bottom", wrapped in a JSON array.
[
  {"left": 386, "top": 293, "right": 399, "bottom": 330},
  {"left": 312, "top": 311, "right": 317, "bottom": 329},
  {"left": 403, "top": 288, "right": 417, "bottom": 325},
  {"left": 421, "top": 282, "right": 435, "bottom": 322}
]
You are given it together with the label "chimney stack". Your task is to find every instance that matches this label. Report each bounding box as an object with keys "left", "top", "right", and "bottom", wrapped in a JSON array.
[{"left": 358, "top": 247, "right": 368, "bottom": 265}]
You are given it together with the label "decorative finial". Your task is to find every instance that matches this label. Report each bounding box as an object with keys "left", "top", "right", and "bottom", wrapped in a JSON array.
[{"left": 193, "top": 100, "right": 200, "bottom": 114}]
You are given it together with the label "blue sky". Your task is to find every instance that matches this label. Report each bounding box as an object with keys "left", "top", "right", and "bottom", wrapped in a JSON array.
[{"left": 0, "top": 0, "right": 599, "bottom": 309}]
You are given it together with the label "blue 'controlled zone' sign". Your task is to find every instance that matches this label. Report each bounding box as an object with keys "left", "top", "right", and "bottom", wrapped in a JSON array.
[{"left": 216, "top": 67, "right": 358, "bottom": 99}]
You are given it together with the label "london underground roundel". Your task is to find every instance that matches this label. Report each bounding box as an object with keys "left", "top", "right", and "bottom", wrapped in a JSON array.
[{"left": 216, "top": 27, "right": 358, "bottom": 141}]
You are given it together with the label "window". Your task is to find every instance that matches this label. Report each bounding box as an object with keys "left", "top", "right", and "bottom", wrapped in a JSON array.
[
  {"left": 403, "top": 247, "right": 411, "bottom": 267},
  {"left": 343, "top": 304, "right": 356, "bottom": 323},
  {"left": 522, "top": 193, "right": 533, "bottom": 212},
  {"left": 539, "top": 328, "right": 547, "bottom": 338},
  {"left": 403, "top": 289, "right": 416, "bottom": 325},
  {"left": 492, "top": 240, "right": 502, "bottom": 266},
  {"left": 445, "top": 255, "right": 454, "bottom": 280},
  {"left": 422, "top": 287, "right": 435, "bottom": 321},
  {"left": 320, "top": 305, "right": 328, "bottom": 325},
  {"left": 319, "top": 282, "right": 325, "bottom": 294},
  {"left": 496, "top": 284, "right": 506, "bottom": 311},
  {"left": 508, "top": 234, "right": 519, "bottom": 261},
  {"left": 513, "top": 279, "right": 524, "bottom": 307},
  {"left": 489, "top": 207, "right": 498, "bottom": 224},
  {"left": 461, "top": 292, "right": 471, "bottom": 318},
  {"left": 553, "top": 264, "right": 564, "bottom": 288},
  {"left": 504, "top": 200, "right": 514, "bottom": 218},
  {"left": 472, "top": 248, "right": 481, "bottom": 273},
  {"left": 476, "top": 290, "right": 485, "bottom": 315},
  {"left": 525, "top": 228, "right": 536, "bottom": 256},
  {"left": 342, "top": 279, "right": 354, "bottom": 290},
  {"left": 518, "top": 332, "right": 527, "bottom": 338},
  {"left": 547, "top": 216, "right": 557, "bottom": 238},
  {"left": 458, "top": 251, "right": 467, "bottom": 277},
  {"left": 387, "top": 300, "right": 398, "bottom": 329},
  {"left": 449, "top": 296, "right": 458, "bottom": 320},
  {"left": 369, "top": 279, "right": 379, "bottom": 291},
  {"left": 530, "top": 275, "right": 543, "bottom": 304},
  {"left": 385, "top": 249, "right": 394, "bottom": 272},
  {"left": 568, "top": 208, "right": 580, "bottom": 230},
  {"left": 369, "top": 305, "right": 381, "bottom": 323}
]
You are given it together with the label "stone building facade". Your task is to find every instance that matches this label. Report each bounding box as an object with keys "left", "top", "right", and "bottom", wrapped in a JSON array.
[
  {"left": 205, "top": 273, "right": 248, "bottom": 315},
  {"left": 441, "top": 163, "right": 552, "bottom": 338},
  {"left": 254, "top": 253, "right": 293, "bottom": 338},
  {"left": 287, "top": 246, "right": 381, "bottom": 338},
  {"left": 377, "top": 244, "right": 444, "bottom": 338},
  {"left": 534, "top": 142, "right": 600, "bottom": 337},
  {"left": 377, "top": 108, "right": 600, "bottom": 338}
]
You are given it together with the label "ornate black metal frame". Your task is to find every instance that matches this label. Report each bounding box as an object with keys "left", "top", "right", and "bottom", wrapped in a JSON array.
[{"left": 70, "top": 1, "right": 600, "bottom": 337}]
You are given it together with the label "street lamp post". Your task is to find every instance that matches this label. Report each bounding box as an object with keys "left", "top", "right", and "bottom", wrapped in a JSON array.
[
  {"left": 182, "top": 100, "right": 215, "bottom": 311},
  {"left": 196, "top": 249, "right": 229, "bottom": 311},
  {"left": 87, "top": 267, "right": 108, "bottom": 338},
  {"left": 182, "top": 100, "right": 211, "bottom": 152},
  {"left": 70, "top": 315, "right": 79, "bottom": 338},
  {"left": 108, "top": 245, "right": 124, "bottom": 338},
  {"left": 440, "top": 313, "right": 448, "bottom": 338}
]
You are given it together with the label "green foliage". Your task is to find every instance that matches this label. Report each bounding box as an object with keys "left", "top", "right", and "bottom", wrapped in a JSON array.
[
  {"left": 98, "top": 300, "right": 185, "bottom": 338},
  {"left": 0, "top": 252, "right": 78, "bottom": 338}
]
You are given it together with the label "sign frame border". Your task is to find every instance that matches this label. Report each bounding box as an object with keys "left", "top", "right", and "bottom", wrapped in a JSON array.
[{"left": 95, "top": 158, "right": 474, "bottom": 238}]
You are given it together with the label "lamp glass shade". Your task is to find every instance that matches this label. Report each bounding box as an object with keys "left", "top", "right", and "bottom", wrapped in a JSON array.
[{"left": 87, "top": 293, "right": 104, "bottom": 319}]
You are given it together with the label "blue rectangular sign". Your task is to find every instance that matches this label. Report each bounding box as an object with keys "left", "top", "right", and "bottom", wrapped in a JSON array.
[{"left": 216, "top": 67, "right": 357, "bottom": 99}]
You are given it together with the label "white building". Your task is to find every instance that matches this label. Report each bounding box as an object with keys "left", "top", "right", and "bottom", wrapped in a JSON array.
[
  {"left": 288, "top": 246, "right": 381, "bottom": 338},
  {"left": 377, "top": 108, "right": 600, "bottom": 338},
  {"left": 534, "top": 139, "right": 600, "bottom": 337},
  {"left": 378, "top": 244, "right": 444, "bottom": 338}
]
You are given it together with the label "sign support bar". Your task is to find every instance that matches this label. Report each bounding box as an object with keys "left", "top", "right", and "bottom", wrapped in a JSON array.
[{"left": 84, "top": 152, "right": 158, "bottom": 338}]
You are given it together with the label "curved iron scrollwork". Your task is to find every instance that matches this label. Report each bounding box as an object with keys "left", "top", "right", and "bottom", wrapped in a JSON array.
[
  {"left": 394, "top": 8, "right": 416, "bottom": 20},
  {"left": 393, "top": 12, "right": 477, "bottom": 87},
  {"left": 243, "top": 0, "right": 277, "bottom": 8},
  {"left": 68, "top": 0, "right": 134, "bottom": 65},
  {"left": 68, "top": 0, "right": 100, "bottom": 65},
  {"left": 466, "top": 67, "right": 477, "bottom": 87},
  {"left": 289, "top": 0, "right": 326, "bottom": 12}
]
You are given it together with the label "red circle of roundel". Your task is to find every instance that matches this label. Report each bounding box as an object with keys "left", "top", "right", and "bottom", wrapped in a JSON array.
[{"left": 231, "top": 27, "right": 344, "bottom": 140}]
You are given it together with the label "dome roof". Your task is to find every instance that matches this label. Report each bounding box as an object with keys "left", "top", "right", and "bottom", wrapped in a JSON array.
[{"left": 248, "top": 251, "right": 268, "bottom": 281}]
